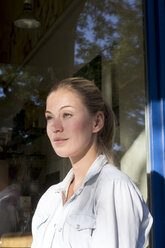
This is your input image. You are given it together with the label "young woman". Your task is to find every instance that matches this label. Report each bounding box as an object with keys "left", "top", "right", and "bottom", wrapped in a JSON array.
[{"left": 31, "top": 77, "right": 153, "bottom": 248}]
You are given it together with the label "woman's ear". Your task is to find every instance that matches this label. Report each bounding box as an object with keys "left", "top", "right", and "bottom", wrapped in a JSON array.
[{"left": 92, "top": 111, "right": 104, "bottom": 133}]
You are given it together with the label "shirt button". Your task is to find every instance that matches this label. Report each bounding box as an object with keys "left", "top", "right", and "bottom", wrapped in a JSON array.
[
  {"left": 76, "top": 224, "right": 80, "bottom": 230},
  {"left": 58, "top": 227, "right": 62, "bottom": 232}
]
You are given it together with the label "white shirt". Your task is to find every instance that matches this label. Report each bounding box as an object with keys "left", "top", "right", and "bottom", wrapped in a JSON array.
[{"left": 31, "top": 155, "right": 153, "bottom": 248}]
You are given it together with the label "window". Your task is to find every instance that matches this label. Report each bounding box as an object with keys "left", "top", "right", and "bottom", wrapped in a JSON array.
[{"left": 0, "top": 0, "right": 149, "bottom": 246}]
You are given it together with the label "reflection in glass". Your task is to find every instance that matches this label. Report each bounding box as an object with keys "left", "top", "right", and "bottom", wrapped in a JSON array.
[
  {"left": 73, "top": 0, "right": 147, "bottom": 200},
  {"left": 0, "top": 0, "right": 148, "bottom": 245},
  {"left": 0, "top": 65, "right": 52, "bottom": 240}
]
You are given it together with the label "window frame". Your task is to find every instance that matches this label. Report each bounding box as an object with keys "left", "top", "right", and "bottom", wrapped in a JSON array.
[{"left": 145, "top": 0, "right": 165, "bottom": 247}]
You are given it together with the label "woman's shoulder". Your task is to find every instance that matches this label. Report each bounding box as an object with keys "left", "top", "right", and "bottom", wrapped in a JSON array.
[
  {"left": 39, "top": 182, "right": 63, "bottom": 203},
  {"left": 98, "top": 162, "right": 143, "bottom": 200},
  {"left": 100, "top": 162, "right": 132, "bottom": 182},
  {"left": 34, "top": 183, "right": 62, "bottom": 215},
  {"left": 33, "top": 168, "right": 74, "bottom": 218},
  {"left": 95, "top": 163, "right": 151, "bottom": 221}
]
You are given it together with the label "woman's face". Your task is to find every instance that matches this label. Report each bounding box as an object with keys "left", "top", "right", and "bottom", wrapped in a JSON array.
[{"left": 45, "top": 88, "right": 99, "bottom": 162}]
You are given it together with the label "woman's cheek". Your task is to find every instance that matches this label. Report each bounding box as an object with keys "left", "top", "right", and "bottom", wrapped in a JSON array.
[{"left": 46, "top": 126, "right": 51, "bottom": 140}]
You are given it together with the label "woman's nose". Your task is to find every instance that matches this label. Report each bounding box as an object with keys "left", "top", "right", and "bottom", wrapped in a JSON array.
[{"left": 50, "top": 118, "right": 63, "bottom": 133}]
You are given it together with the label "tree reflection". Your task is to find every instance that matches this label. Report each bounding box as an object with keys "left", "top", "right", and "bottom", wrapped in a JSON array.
[
  {"left": 74, "top": 0, "right": 145, "bottom": 160},
  {"left": 0, "top": 0, "right": 148, "bottom": 234},
  {"left": 0, "top": 64, "right": 55, "bottom": 163},
  {"left": 0, "top": 64, "right": 52, "bottom": 233},
  {"left": 0, "top": 0, "right": 145, "bottom": 161}
]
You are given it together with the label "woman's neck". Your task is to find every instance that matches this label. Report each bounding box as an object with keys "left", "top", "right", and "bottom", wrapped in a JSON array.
[{"left": 70, "top": 145, "right": 98, "bottom": 192}]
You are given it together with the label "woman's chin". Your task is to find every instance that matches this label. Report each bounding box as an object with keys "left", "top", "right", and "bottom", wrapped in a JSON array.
[{"left": 54, "top": 148, "right": 70, "bottom": 158}]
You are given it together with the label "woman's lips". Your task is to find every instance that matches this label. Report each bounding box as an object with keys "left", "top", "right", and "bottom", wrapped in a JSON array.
[{"left": 53, "top": 138, "right": 68, "bottom": 144}]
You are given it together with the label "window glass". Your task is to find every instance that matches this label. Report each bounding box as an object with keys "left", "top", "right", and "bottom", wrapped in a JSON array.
[
  {"left": 0, "top": 0, "right": 148, "bottom": 246},
  {"left": 74, "top": 0, "right": 147, "bottom": 200}
]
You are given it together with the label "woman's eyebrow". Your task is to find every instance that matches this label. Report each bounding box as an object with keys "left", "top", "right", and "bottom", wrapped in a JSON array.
[
  {"left": 45, "top": 110, "right": 52, "bottom": 115},
  {"left": 60, "top": 105, "right": 74, "bottom": 110},
  {"left": 45, "top": 105, "right": 74, "bottom": 114}
]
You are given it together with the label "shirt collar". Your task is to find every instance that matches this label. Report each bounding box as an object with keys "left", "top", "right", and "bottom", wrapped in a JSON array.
[
  {"left": 83, "top": 154, "right": 108, "bottom": 184},
  {"left": 55, "top": 154, "right": 108, "bottom": 193}
]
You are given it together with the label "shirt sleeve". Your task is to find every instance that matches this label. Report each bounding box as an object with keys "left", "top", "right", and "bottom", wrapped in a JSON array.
[{"left": 91, "top": 179, "right": 153, "bottom": 248}]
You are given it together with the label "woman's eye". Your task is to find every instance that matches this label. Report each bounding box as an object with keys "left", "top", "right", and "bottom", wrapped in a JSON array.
[
  {"left": 46, "top": 115, "right": 53, "bottom": 121},
  {"left": 63, "top": 113, "right": 72, "bottom": 118}
]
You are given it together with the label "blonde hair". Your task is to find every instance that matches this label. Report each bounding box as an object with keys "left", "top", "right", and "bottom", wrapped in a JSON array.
[{"left": 48, "top": 77, "right": 116, "bottom": 161}]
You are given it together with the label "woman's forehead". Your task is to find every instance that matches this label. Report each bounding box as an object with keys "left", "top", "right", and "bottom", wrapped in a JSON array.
[
  {"left": 46, "top": 88, "right": 87, "bottom": 111},
  {"left": 47, "top": 88, "right": 83, "bottom": 104}
]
